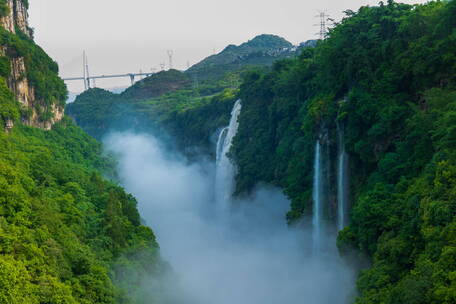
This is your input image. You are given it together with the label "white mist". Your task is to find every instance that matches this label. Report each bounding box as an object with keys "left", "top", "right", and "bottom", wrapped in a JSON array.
[{"left": 105, "top": 130, "right": 355, "bottom": 304}]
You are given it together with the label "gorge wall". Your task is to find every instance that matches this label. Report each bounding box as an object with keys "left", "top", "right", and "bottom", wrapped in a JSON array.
[
  {"left": 64, "top": 1, "right": 456, "bottom": 303},
  {"left": 0, "top": 0, "right": 65, "bottom": 130}
]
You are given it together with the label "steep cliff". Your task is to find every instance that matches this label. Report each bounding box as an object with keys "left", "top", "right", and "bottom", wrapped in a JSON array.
[
  {"left": 0, "top": 2, "right": 168, "bottom": 302},
  {"left": 0, "top": 0, "right": 32, "bottom": 38},
  {"left": 231, "top": 2, "right": 456, "bottom": 303},
  {"left": 0, "top": 0, "right": 66, "bottom": 130}
]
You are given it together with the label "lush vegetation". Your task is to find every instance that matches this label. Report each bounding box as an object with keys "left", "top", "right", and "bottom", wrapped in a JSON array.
[
  {"left": 67, "top": 34, "right": 309, "bottom": 154},
  {"left": 186, "top": 34, "right": 297, "bottom": 82},
  {"left": 0, "top": 25, "right": 67, "bottom": 113},
  {"left": 0, "top": 0, "right": 9, "bottom": 18},
  {"left": 66, "top": 1, "right": 456, "bottom": 302},
  {"left": 0, "top": 77, "right": 20, "bottom": 128},
  {"left": 1, "top": 2, "right": 166, "bottom": 301},
  {"left": 122, "top": 69, "right": 191, "bottom": 100},
  {"left": 230, "top": 1, "right": 456, "bottom": 303},
  {"left": 67, "top": 69, "right": 239, "bottom": 156},
  {"left": 0, "top": 118, "right": 167, "bottom": 303}
]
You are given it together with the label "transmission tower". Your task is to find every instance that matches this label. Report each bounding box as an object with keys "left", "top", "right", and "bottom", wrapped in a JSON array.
[
  {"left": 167, "top": 50, "right": 174, "bottom": 70},
  {"left": 315, "top": 11, "right": 330, "bottom": 40},
  {"left": 83, "top": 51, "right": 91, "bottom": 89},
  {"left": 82, "top": 51, "right": 87, "bottom": 90}
]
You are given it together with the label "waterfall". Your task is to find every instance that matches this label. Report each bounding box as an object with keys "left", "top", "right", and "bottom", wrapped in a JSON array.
[
  {"left": 215, "top": 100, "right": 242, "bottom": 205},
  {"left": 216, "top": 127, "right": 228, "bottom": 164},
  {"left": 337, "top": 124, "right": 349, "bottom": 231},
  {"left": 312, "top": 140, "right": 323, "bottom": 254}
]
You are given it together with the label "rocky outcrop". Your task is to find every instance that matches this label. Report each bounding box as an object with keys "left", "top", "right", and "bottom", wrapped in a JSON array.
[
  {"left": 1, "top": 0, "right": 64, "bottom": 130},
  {"left": 1, "top": 0, "right": 32, "bottom": 38}
]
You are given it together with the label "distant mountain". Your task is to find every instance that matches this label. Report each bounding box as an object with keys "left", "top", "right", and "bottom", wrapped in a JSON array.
[
  {"left": 186, "top": 34, "right": 300, "bottom": 81},
  {"left": 122, "top": 69, "right": 191, "bottom": 100},
  {"left": 68, "top": 34, "right": 316, "bottom": 140}
]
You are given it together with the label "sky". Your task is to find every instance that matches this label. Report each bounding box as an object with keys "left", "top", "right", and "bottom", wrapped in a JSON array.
[{"left": 29, "top": 0, "right": 428, "bottom": 93}]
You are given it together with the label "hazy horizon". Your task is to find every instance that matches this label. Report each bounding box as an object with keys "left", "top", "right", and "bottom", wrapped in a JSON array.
[{"left": 29, "top": 0, "right": 428, "bottom": 93}]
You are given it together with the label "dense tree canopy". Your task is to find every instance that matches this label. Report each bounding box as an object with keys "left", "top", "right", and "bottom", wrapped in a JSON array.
[
  {"left": 0, "top": 118, "right": 167, "bottom": 303},
  {"left": 65, "top": 1, "right": 455, "bottom": 302},
  {"left": 67, "top": 70, "right": 239, "bottom": 157},
  {"left": 231, "top": 1, "right": 456, "bottom": 302}
]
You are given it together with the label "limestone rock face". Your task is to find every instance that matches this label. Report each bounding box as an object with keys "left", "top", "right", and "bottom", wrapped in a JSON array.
[
  {"left": 0, "top": 0, "right": 32, "bottom": 38},
  {"left": 1, "top": 0, "right": 64, "bottom": 130}
]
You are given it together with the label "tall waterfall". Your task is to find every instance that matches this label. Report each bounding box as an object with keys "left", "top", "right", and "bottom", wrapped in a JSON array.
[
  {"left": 337, "top": 124, "right": 349, "bottom": 231},
  {"left": 312, "top": 140, "right": 323, "bottom": 254},
  {"left": 215, "top": 100, "right": 242, "bottom": 205}
]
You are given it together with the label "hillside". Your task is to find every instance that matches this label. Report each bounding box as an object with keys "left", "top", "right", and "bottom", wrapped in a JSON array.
[
  {"left": 0, "top": 0, "right": 66, "bottom": 130},
  {"left": 0, "top": 1, "right": 167, "bottom": 302},
  {"left": 67, "top": 85, "right": 237, "bottom": 157},
  {"left": 186, "top": 34, "right": 298, "bottom": 81},
  {"left": 122, "top": 69, "right": 191, "bottom": 100},
  {"left": 67, "top": 67, "right": 242, "bottom": 155},
  {"left": 65, "top": 1, "right": 455, "bottom": 303},
  {"left": 231, "top": 1, "right": 456, "bottom": 303},
  {"left": 67, "top": 34, "right": 310, "bottom": 154},
  {"left": 0, "top": 120, "right": 167, "bottom": 303}
]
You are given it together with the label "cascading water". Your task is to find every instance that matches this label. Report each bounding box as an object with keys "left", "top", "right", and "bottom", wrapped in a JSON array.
[
  {"left": 312, "top": 140, "right": 323, "bottom": 254},
  {"left": 215, "top": 99, "right": 242, "bottom": 205},
  {"left": 337, "top": 124, "right": 349, "bottom": 231},
  {"left": 106, "top": 98, "right": 356, "bottom": 304}
]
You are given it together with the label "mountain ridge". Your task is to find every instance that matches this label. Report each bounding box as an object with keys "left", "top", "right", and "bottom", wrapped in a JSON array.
[{"left": 185, "top": 34, "right": 311, "bottom": 81}]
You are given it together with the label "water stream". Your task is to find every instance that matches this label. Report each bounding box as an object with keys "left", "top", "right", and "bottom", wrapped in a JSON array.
[
  {"left": 215, "top": 99, "right": 242, "bottom": 206},
  {"left": 337, "top": 124, "right": 349, "bottom": 231},
  {"left": 104, "top": 100, "right": 355, "bottom": 303},
  {"left": 312, "top": 140, "right": 323, "bottom": 254}
]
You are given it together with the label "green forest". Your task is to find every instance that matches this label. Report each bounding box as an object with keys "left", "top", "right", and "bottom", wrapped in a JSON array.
[
  {"left": 0, "top": 0, "right": 167, "bottom": 302},
  {"left": 231, "top": 1, "right": 456, "bottom": 303},
  {"left": 66, "top": 34, "right": 299, "bottom": 154},
  {"left": 71, "top": 1, "right": 456, "bottom": 303},
  {"left": 0, "top": 118, "right": 167, "bottom": 303},
  {"left": 2, "top": 0, "right": 456, "bottom": 303},
  {"left": 67, "top": 70, "right": 239, "bottom": 157}
]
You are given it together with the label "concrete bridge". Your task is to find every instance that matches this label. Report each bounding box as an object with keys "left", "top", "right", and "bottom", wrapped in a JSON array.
[
  {"left": 63, "top": 72, "right": 155, "bottom": 89},
  {"left": 62, "top": 51, "right": 157, "bottom": 89}
]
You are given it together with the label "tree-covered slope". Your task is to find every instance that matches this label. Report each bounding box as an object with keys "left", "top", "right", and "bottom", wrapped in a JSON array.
[
  {"left": 231, "top": 1, "right": 456, "bottom": 303},
  {"left": 67, "top": 85, "right": 237, "bottom": 157},
  {"left": 122, "top": 69, "right": 191, "bottom": 101},
  {"left": 67, "top": 34, "right": 313, "bottom": 154},
  {"left": 0, "top": 0, "right": 67, "bottom": 129},
  {"left": 65, "top": 2, "right": 455, "bottom": 302},
  {"left": 67, "top": 68, "right": 240, "bottom": 157},
  {"left": 0, "top": 118, "right": 167, "bottom": 303},
  {"left": 186, "top": 34, "right": 297, "bottom": 81},
  {"left": 0, "top": 1, "right": 167, "bottom": 302}
]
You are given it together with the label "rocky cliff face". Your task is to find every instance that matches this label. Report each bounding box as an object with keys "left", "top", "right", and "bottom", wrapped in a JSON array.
[
  {"left": 1, "top": 0, "right": 64, "bottom": 130},
  {"left": 0, "top": 0, "right": 32, "bottom": 38}
]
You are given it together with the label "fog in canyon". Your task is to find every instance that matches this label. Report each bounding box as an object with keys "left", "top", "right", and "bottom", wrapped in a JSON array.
[{"left": 104, "top": 128, "right": 355, "bottom": 304}]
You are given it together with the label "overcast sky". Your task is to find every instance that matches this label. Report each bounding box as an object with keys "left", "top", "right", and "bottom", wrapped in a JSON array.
[{"left": 29, "top": 0, "right": 428, "bottom": 93}]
